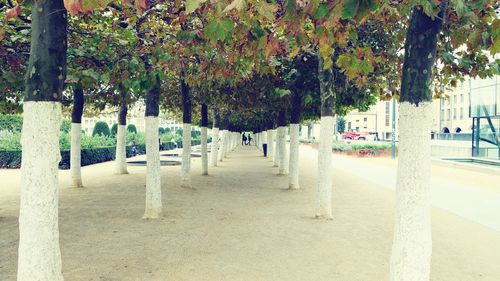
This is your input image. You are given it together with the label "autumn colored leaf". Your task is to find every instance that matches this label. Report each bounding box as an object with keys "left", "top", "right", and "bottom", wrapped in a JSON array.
[{"left": 6, "top": 5, "right": 21, "bottom": 20}]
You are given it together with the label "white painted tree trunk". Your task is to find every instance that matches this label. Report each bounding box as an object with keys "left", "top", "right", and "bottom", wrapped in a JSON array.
[
  {"left": 224, "top": 131, "right": 230, "bottom": 157},
  {"left": 18, "top": 102, "right": 63, "bottom": 281},
  {"left": 288, "top": 123, "right": 300, "bottom": 189},
  {"left": 267, "top": 130, "right": 274, "bottom": 160},
  {"left": 115, "top": 125, "right": 128, "bottom": 174},
  {"left": 181, "top": 123, "right": 192, "bottom": 188},
  {"left": 201, "top": 126, "right": 208, "bottom": 175},
  {"left": 218, "top": 130, "right": 226, "bottom": 162},
  {"left": 390, "top": 102, "right": 432, "bottom": 281},
  {"left": 210, "top": 128, "right": 219, "bottom": 166},
  {"left": 316, "top": 116, "right": 334, "bottom": 219},
  {"left": 273, "top": 129, "right": 279, "bottom": 167},
  {"left": 70, "top": 122, "right": 83, "bottom": 187},
  {"left": 143, "top": 117, "right": 162, "bottom": 219},
  {"left": 277, "top": 126, "right": 288, "bottom": 174}
]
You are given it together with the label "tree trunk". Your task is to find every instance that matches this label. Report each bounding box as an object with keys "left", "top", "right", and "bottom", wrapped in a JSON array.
[
  {"left": 273, "top": 129, "right": 279, "bottom": 167},
  {"left": 277, "top": 110, "right": 287, "bottom": 174},
  {"left": 390, "top": 4, "right": 447, "bottom": 281},
  {"left": 316, "top": 54, "right": 335, "bottom": 219},
  {"left": 210, "top": 108, "right": 220, "bottom": 166},
  {"left": 266, "top": 129, "right": 273, "bottom": 159},
  {"left": 143, "top": 75, "right": 162, "bottom": 219},
  {"left": 115, "top": 101, "right": 128, "bottom": 174},
  {"left": 181, "top": 71, "right": 192, "bottom": 188},
  {"left": 71, "top": 86, "right": 84, "bottom": 188},
  {"left": 18, "top": 1, "right": 66, "bottom": 280},
  {"left": 201, "top": 104, "right": 208, "bottom": 175},
  {"left": 288, "top": 90, "right": 301, "bottom": 189}
]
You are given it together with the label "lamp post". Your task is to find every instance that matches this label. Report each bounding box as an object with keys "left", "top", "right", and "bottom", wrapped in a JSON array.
[{"left": 391, "top": 97, "right": 396, "bottom": 159}]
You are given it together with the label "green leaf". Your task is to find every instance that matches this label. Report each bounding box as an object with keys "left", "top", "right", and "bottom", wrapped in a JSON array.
[
  {"left": 314, "top": 4, "right": 329, "bottom": 19},
  {"left": 341, "top": 0, "right": 358, "bottom": 19},
  {"left": 186, "top": 0, "right": 207, "bottom": 13}
]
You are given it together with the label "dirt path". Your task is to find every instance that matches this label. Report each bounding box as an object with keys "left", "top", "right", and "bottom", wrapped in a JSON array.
[{"left": 1, "top": 145, "right": 499, "bottom": 280}]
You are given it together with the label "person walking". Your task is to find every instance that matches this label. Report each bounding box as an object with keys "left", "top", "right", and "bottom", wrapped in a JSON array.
[{"left": 242, "top": 133, "right": 247, "bottom": 146}]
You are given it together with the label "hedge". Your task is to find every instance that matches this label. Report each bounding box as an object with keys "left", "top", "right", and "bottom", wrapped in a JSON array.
[
  {"left": 0, "top": 140, "right": 209, "bottom": 169},
  {"left": 0, "top": 144, "right": 146, "bottom": 169}
]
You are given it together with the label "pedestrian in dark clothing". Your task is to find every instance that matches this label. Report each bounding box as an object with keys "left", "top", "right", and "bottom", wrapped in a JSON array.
[{"left": 242, "top": 133, "right": 247, "bottom": 146}]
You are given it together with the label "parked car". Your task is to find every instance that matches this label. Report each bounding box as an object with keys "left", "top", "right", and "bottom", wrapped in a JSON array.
[{"left": 342, "top": 131, "right": 376, "bottom": 141}]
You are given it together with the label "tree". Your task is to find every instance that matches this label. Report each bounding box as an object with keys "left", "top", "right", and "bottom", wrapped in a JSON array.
[
  {"left": 127, "top": 124, "right": 137, "bottom": 134},
  {"left": 336, "top": 117, "right": 346, "bottom": 134},
  {"left": 92, "top": 121, "right": 111, "bottom": 136},
  {"left": 15, "top": 1, "right": 67, "bottom": 280}
]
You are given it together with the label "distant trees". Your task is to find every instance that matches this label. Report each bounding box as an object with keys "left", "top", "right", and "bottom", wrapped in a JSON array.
[{"left": 92, "top": 121, "right": 110, "bottom": 137}]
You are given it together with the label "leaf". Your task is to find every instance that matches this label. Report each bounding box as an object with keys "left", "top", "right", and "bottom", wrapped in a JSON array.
[
  {"left": 186, "top": 0, "right": 207, "bottom": 13},
  {"left": 314, "top": 4, "right": 329, "bottom": 19},
  {"left": 223, "top": 0, "right": 245, "bottom": 13},
  {"left": 64, "top": 0, "right": 82, "bottom": 15},
  {"left": 451, "top": 0, "right": 468, "bottom": 18},
  {"left": 256, "top": 2, "right": 278, "bottom": 21},
  {"left": 6, "top": 5, "right": 22, "bottom": 20},
  {"left": 0, "top": 29, "right": 5, "bottom": 41},
  {"left": 341, "top": 0, "right": 358, "bottom": 19}
]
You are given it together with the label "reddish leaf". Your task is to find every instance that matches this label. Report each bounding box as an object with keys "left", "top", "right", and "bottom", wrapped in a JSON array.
[
  {"left": 6, "top": 5, "right": 21, "bottom": 20},
  {"left": 64, "top": 0, "right": 83, "bottom": 16}
]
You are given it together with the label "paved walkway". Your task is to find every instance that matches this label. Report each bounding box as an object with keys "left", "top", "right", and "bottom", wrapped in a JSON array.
[
  {"left": 0, "top": 145, "right": 499, "bottom": 280},
  {"left": 306, "top": 148, "right": 500, "bottom": 232}
]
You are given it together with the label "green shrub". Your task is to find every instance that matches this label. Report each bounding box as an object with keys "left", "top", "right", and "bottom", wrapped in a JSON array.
[
  {"left": 332, "top": 141, "right": 352, "bottom": 151},
  {"left": 92, "top": 121, "right": 110, "bottom": 136},
  {"left": 0, "top": 130, "right": 21, "bottom": 150},
  {"left": 351, "top": 143, "right": 391, "bottom": 150},
  {"left": 82, "top": 134, "right": 115, "bottom": 148},
  {"left": 0, "top": 114, "right": 23, "bottom": 132},
  {"left": 176, "top": 128, "right": 183, "bottom": 136},
  {"left": 111, "top": 123, "right": 118, "bottom": 136},
  {"left": 165, "top": 128, "right": 171, "bottom": 134},
  {"left": 61, "top": 119, "right": 71, "bottom": 133},
  {"left": 191, "top": 130, "right": 201, "bottom": 138},
  {"left": 126, "top": 132, "right": 146, "bottom": 146},
  {"left": 127, "top": 124, "right": 137, "bottom": 134},
  {"left": 159, "top": 127, "right": 165, "bottom": 135}
]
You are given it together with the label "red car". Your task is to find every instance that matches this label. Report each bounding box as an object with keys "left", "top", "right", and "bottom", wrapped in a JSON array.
[{"left": 342, "top": 131, "right": 369, "bottom": 140}]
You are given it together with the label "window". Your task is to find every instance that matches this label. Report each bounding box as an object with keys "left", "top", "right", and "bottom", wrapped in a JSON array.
[
  {"left": 348, "top": 122, "right": 352, "bottom": 131},
  {"left": 440, "top": 109, "right": 444, "bottom": 121},
  {"left": 363, "top": 117, "right": 368, "bottom": 122},
  {"left": 454, "top": 95, "right": 457, "bottom": 104},
  {"left": 460, "top": 107, "right": 464, "bottom": 119},
  {"left": 356, "top": 119, "right": 359, "bottom": 122},
  {"left": 447, "top": 109, "right": 451, "bottom": 120},
  {"left": 453, "top": 108, "right": 457, "bottom": 120},
  {"left": 460, "top": 94, "right": 464, "bottom": 103}
]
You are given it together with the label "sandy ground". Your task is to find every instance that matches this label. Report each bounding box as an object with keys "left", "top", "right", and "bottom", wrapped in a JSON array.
[{"left": 1, "top": 145, "right": 500, "bottom": 281}]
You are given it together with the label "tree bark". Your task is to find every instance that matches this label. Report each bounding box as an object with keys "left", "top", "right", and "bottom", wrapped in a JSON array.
[
  {"left": 115, "top": 101, "right": 128, "bottom": 174},
  {"left": 272, "top": 129, "right": 279, "bottom": 167},
  {"left": 289, "top": 90, "right": 301, "bottom": 189},
  {"left": 71, "top": 86, "right": 84, "bottom": 188},
  {"left": 18, "top": 1, "right": 66, "bottom": 280},
  {"left": 210, "top": 108, "right": 220, "bottom": 167},
  {"left": 201, "top": 104, "right": 208, "bottom": 175},
  {"left": 181, "top": 71, "right": 192, "bottom": 188},
  {"left": 316, "top": 54, "right": 336, "bottom": 219},
  {"left": 277, "top": 110, "right": 287, "bottom": 175},
  {"left": 390, "top": 3, "right": 447, "bottom": 281},
  {"left": 143, "top": 74, "right": 162, "bottom": 219}
]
